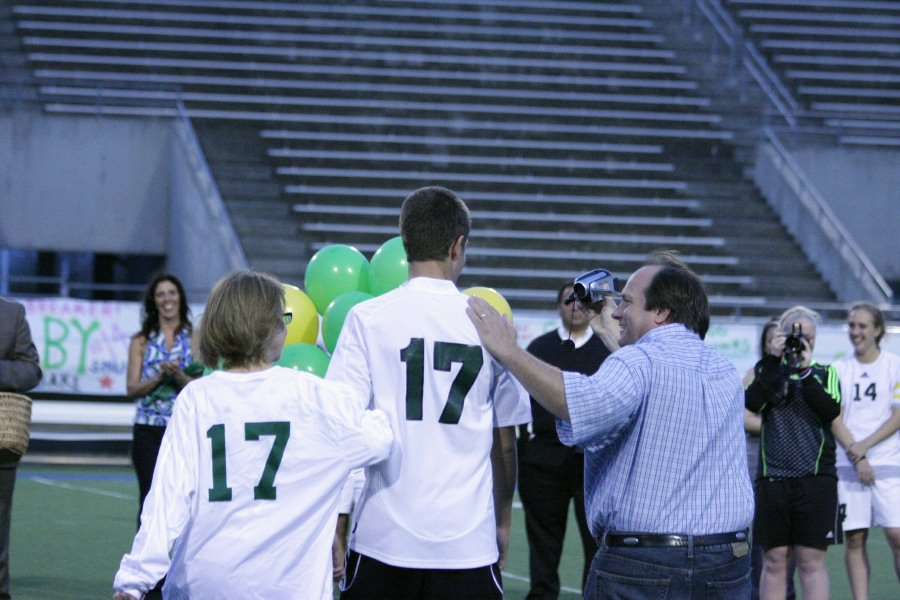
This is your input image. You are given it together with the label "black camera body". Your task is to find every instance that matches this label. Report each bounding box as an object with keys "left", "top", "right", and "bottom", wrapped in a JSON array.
[
  {"left": 566, "top": 268, "right": 619, "bottom": 305},
  {"left": 783, "top": 322, "right": 807, "bottom": 369}
]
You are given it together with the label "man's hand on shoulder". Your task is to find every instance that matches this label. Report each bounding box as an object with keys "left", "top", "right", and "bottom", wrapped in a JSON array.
[{"left": 466, "top": 296, "right": 518, "bottom": 362}]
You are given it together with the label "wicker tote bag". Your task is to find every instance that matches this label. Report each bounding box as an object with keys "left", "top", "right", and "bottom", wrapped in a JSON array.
[{"left": 0, "top": 392, "right": 32, "bottom": 462}]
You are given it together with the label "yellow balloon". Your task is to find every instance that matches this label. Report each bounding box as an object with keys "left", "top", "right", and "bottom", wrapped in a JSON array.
[
  {"left": 282, "top": 284, "right": 319, "bottom": 346},
  {"left": 463, "top": 287, "right": 513, "bottom": 322}
]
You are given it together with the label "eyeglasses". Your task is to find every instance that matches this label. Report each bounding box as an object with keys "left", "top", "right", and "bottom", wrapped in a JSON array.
[{"left": 283, "top": 312, "right": 293, "bottom": 325}]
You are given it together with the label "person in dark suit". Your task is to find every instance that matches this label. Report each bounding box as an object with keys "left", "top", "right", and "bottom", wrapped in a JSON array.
[
  {"left": 518, "top": 283, "right": 611, "bottom": 599},
  {"left": 0, "top": 297, "right": 42, "bottom": 600}
]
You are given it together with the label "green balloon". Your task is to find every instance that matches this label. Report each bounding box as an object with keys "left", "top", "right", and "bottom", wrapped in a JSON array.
[
  {"left": 368, "top": 236, "right": 408, "bottom": 296},
  {"left": 275, "top": 343, "right": 331, "bottom": 378},
  {"left": 304, "top": 244, "right": 370, "bottom": 314},
  {"left": 322, "top": 291, "right": 374, "bottom": 353}
]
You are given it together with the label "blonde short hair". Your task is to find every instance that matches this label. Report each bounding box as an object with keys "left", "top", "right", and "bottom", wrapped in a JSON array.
[
  {"left": 778, "top": 305, "right": 820, "bottom": 334},
  {"left": 196, "top": 271, "right": 285, "bottom": 370}
]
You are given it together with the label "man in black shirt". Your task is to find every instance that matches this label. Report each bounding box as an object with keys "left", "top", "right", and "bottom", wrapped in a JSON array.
[{"left": 519, "top": 283, "right": 612, "bottom": 599}]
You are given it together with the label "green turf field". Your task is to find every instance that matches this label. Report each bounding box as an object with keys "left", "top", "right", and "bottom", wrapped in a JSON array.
[{"left": 9, "top": 463, "right": 898, "bottom": 599}]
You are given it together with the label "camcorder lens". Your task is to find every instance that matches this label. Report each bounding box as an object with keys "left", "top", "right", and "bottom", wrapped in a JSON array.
[{"left": 567, "top": 268, "right": 619, "bottom": 306}]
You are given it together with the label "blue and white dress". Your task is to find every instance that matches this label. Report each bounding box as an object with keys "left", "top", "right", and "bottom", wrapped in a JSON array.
[{"left": 133, "top": 329, "right": 193, "bottom": 427}]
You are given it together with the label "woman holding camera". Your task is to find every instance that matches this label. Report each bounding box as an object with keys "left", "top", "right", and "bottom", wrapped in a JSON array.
[{"left": 745, "top": 305, "right": 842, "bottom": 600}]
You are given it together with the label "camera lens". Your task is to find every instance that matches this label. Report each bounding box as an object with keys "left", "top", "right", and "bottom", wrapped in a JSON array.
[{"left": 572, "top": 282, "right": 588, "bottom": 300}]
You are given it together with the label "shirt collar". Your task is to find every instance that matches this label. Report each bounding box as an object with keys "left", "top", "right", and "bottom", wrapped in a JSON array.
[
  {"left": 638, "top": 322, "right": 697, "bottom": 344},
  {"left": 556, "top": 324, "right": 594, "bottom": 349},
  {"left": 404, "top": 277, "right": 460, "bottom": 295}
]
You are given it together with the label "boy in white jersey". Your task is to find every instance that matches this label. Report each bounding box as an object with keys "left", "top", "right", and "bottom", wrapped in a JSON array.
[
  {"left": 113, "top": 271, "right": 393, "bottom": 600},
  {"left": 831, "top": 302, "right": 900, "bottom": 598},
  {"left": 327, "top": 186, "right": 531, "bottom": 599}
]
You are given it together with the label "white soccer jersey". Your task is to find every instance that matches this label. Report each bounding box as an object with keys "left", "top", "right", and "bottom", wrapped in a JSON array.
[
  {"left": 113, "top": 367, "right": 393, "bottom": 600},
  {"left": 326, "top": 277, "right": 531, "bottom": 569},
  {"left": 835, "top": 350, "right": 900, "bottom": 477}
]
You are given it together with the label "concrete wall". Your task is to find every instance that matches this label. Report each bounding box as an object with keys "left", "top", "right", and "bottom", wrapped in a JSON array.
[
  {"left": 790, "top": 145, "right": 900, "bottom": 281},
  {"left": 0, "top": 110, "right": 247, "bottom": 302},
  {"left": 167, "top": 118, "right": 248, "bottom": 302},
  {"left": 0, "top": 110, "right": 171, "bottom": 253}
]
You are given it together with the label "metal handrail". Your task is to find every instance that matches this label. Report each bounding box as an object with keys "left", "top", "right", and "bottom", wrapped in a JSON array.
[
  {"left": 742, "top": 42, "right": 798, "bottom": 126},
  {"left": 760, "top": 126, "right": 893, "bottom": 303},
  {"left": 172, "top": 100, "right": 249, "bottom": 271},
  {"left": 693, "top": 0, "right": 799, "bottom": 126}
]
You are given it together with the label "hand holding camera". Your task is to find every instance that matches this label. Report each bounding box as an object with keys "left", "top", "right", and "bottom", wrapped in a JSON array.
[
  {"left": 566, "top": 268, "right": 622, "bottom": 351},
  {"left": 566, "top": 268, "right": 620, "bottom": 310}
]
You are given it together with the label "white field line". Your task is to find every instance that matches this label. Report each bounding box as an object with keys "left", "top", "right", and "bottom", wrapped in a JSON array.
[
  {"left": 29, "top": 476, "right": 133, "bottom": 500},
  {"left": 503, "top": 570, "right": 582, "bottom": 594},
  {"left": 27, "top": 478, "right": 584, "bottom": 594}
]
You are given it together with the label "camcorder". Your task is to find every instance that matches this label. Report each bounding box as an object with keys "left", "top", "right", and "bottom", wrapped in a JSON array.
[
  {"left": 565, "top": 268, "right": 620, "bottom": 307},
  {"left": 783, "top": 322, "right": 807, "bottom": 369}
]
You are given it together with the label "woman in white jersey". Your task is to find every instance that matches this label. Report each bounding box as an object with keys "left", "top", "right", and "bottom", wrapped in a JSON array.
[
  {"left": 113, "top": 270, "right": 393, "bottom": 600},
  {"left": 831, "top": 302, "right": 900, "bottom": 599}
]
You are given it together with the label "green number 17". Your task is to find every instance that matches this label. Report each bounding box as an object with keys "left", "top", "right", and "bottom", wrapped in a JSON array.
[
  {"left": 400, "top": 338, "right": 483, "bottom": 424},
  {"left": 206, "top": 421, "right": 291, "bottom": 502}
]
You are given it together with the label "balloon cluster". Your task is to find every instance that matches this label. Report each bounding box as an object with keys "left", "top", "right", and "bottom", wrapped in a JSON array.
[
  {"left": 224, "top": 236, "right": 512, "bottom": 378},
  {"left": 269, "top": 237, "right": 406, "bottom": 377}
]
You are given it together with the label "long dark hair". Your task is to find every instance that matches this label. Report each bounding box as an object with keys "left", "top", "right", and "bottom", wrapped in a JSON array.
[{"left": 136, "top": 273, "right": 192, "bottom": 340}]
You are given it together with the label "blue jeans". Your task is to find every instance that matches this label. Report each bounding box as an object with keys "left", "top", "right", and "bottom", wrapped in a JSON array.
[{"left": 585, "top": 537, "right": 751, "bottom": 599}]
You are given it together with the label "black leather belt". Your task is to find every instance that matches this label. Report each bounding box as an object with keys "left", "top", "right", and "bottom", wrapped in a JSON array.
[{"left": 602, "top": 529, "right": 749, "bottom": 548}]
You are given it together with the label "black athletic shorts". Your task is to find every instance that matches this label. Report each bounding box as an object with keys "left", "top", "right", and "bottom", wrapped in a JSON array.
[
  {"left": 340, "top": 550, "right": 503, "bottom": 600},
  {"left": 753, "top": 475, "right": 841, "bottom": 551}
]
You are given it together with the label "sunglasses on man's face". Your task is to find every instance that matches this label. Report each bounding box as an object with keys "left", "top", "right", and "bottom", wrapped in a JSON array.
[{"left": 283, "top": 312, "right": 293, "bottom": 325}]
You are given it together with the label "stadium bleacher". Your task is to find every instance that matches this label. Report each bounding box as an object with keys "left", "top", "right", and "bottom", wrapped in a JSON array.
[
  {"left": 6, "top": 0, "right": 895, "bottom": 316},
  {"left": 723, "top": 0, "right": 900, "bottom": 144}
]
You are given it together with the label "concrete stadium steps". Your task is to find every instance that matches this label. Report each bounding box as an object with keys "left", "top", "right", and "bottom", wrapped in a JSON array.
[
  {"left": 12, "top": 3, "right": 697, "bottom": 74},
  {"left": 292, "top": 203, "right": 714, "bottom": 238},
  {"left": 191, "top": 119, "right": 309, "bottom": 284},
  {"left": 10, "top": 1, "right": 675, "bottom": 56},
  {"left": 672, "top": 149, "right": 837, "bottom": 300},
  {"left": 14, "top": 0, "right": 722, "bottom": 139},
  {"left": 300, "top": 223, "right": 725, "bottom": 256},
  {"left": 5, "top": 0, "right": 845, "bottom": 313},
  {"left": 724, "top": 0, "right": 900, "bottom": 119},
  {"left": 289, "top": 188, "right": 707, "bottom": 221},
  {"left": 31, "top": 86, "right": 725, "bottom": 140}
]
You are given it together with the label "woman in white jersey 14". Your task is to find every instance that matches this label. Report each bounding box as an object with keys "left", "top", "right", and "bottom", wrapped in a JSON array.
[{"left": 831, "top": 303, "right": 900, "bottom": 600}]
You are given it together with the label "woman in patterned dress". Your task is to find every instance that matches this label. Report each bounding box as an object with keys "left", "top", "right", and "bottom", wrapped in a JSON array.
[{"left": 126, "top": 273, "right": 200, "bottom": 524}]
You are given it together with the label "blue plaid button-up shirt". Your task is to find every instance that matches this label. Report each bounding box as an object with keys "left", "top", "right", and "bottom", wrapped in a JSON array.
[{"left": 557, "top": 323, "right": 754, "bottom": 536}]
